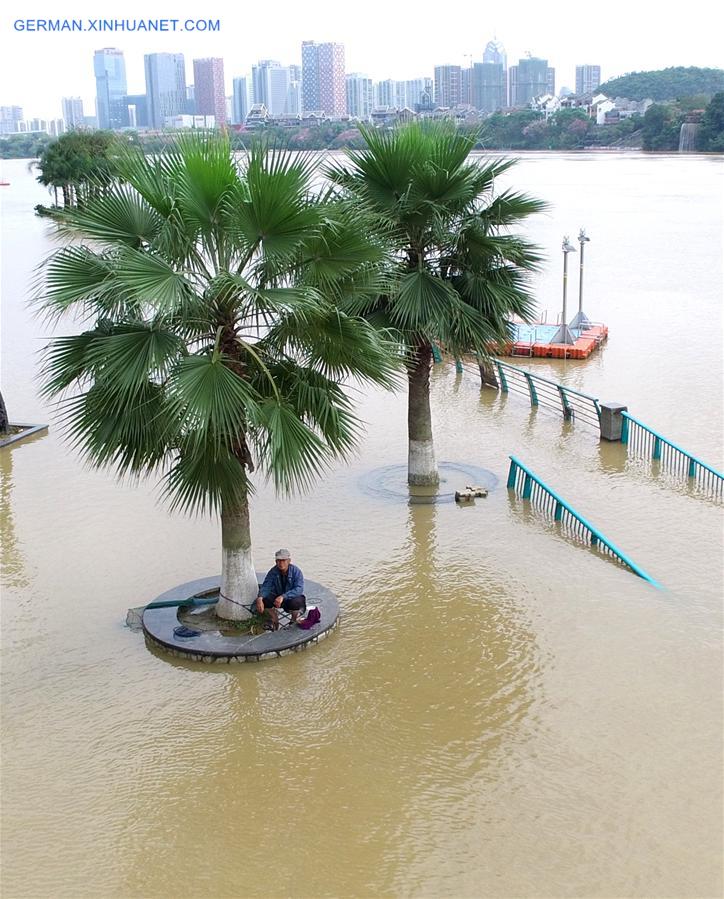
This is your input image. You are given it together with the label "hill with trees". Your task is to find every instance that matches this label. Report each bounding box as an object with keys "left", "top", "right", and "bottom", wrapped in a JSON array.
[{"left": 598, "top": 67, "right": 724, "bottom": 101}]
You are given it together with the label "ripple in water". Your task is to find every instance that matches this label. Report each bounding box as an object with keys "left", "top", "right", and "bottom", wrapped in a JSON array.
[{"left": 358, "top": 461, "right": 499, "bottom": 505}]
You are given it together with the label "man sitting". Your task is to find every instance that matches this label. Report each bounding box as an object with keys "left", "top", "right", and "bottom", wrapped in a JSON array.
[{"left": 255, "top": 549, "right": 306, "bottom": 629}]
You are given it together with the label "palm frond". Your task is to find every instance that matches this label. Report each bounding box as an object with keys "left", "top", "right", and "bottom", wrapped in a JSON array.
[
  {"left": 249, "top": 399, "right": 330, "bottom": 495},
  {"left": 113, "top": 246, "right": 194, "bottom": 315},
  {"left": 37, "top": 247, "right": 119, "bottom": 321},
  {"left": 164, "top": 438, "right": 250, "bottom": 516},
  {"left": 55, "top": 184, "right": 163, "bottom": 247},
  {"left": 166, "top": 353, "right": 262, "bottom": 455}
]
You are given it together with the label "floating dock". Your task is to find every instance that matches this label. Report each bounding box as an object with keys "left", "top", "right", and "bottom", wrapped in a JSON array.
[{"left": 502, "top": 321, "right": 609, "bottom": 359}]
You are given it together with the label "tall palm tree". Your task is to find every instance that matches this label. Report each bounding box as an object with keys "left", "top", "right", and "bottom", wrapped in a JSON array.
[
  {"left": 38, "top": 135, "right": 399, "bottom": 619},
  {"left": 328, "top": 122, "right": 546, "bottom": 486}
]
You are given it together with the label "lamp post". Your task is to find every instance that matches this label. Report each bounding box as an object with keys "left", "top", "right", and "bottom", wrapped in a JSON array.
[
  {"left": 551, "top": 236, "right": 577, "bottom": 345},
  {"left": 569, "top": 227, "right": 591, "bottom": 328}
]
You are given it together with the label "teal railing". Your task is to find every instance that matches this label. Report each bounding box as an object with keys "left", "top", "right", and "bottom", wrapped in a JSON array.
[
  {"left": 507, "top": 456, "right": 661, "bottom": 588},
  {"left": 463, "top": 358, "right": 602, "bottom": 429},
  {"left": 621, "top": 412, "right": 723, "bottom": 496}
]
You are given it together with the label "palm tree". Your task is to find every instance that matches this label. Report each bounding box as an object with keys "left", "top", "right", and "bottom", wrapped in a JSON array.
[
  {"left": 38, "top": 135, "right": 399, "bottom": 619},
  {"left": 328, "top": 122, "right": 546, "bottom": 486}
]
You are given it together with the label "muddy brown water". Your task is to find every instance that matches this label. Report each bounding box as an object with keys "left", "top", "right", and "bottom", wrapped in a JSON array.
[{"left": 1, "top": 153, "right": 722, "bottom": 898}]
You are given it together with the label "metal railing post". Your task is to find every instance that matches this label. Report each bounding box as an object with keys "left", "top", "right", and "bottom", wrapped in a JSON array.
[
  {"left": 558, "top": 386, "right": 573, "bottom": 419},
  {"left": 524, "top": 372, "right": 538, "bottom": 407},
  {"left": 523, "top": 473, "right": 533, "bottom": 499},
  {"left": 496, "top": 362, "right": 509, "bottom": 392}
]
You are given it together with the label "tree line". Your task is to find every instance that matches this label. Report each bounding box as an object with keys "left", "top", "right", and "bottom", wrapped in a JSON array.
[{"left": 598, "top": 67, "right": 724, "bottom": 102}]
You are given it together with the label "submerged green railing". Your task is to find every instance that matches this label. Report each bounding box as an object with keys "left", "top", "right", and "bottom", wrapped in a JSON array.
[
  {"left": 507, "top": 456, "right": 661, "bottom": 588},
  {"left": 621, "top": 412, "right": 723, "bottom": 496},
  {"left": 462, "top": 358, "right": 602, "bottom": 430}
]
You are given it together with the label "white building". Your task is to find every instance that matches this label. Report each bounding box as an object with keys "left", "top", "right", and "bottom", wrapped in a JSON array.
[
  {"left": 164, "top": 114, "right": 216, "bottom": 129},
  {"left": 61, "top": 97, "right": 84, "bottom": 129},
  {"left": 232, "top": 77, "right": 250, "bottom": 125},
  {"left": 346, "top": 73, "right": 374, "bottom": 119}
]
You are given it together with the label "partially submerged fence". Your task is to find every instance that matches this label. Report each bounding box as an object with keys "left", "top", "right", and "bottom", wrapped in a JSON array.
[
  {"left": 621, "top": 412, "right": 723, "bottom": 497},
  {"left": 507, "top": 456, "right": 661, "bottom": 588},
  {"left": 462, "top": 358, "right": 602, "bottom": 430}
]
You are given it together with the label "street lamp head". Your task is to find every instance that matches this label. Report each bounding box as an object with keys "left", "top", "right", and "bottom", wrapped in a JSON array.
[
  {"left": 578, "top": 228, "right": 590, "bottom": 242},
  {"left": 562, "top": 236, "right": 577, "bottom": 253}
]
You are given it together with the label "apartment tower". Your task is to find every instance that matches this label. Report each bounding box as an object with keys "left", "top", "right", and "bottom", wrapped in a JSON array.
[
  {"left": 193, "top": 57, "right": 227, "bottom": 126},
  {"left": 301, "top": 41, "right": 346, "bottom": 116},
  {"left": 144, "top": 53, "right": 187, "bottom": 129}
]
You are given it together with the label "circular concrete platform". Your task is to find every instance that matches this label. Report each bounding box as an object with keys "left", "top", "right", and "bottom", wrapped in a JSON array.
[
  {"left": 142, "top": 575, "right": 339, "bottom": 663},
  {"left": 358, "top": 461, "right": 498, "bottom": 505}
]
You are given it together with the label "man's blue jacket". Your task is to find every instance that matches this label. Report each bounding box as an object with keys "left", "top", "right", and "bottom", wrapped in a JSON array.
[{"left": 259, "top": 564, "right": 305, "bottom": 601}]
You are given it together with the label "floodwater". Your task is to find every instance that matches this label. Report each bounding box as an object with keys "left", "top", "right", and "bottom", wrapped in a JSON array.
[{"left": 1, "top": 152, "right": 722, "bottom": 898}]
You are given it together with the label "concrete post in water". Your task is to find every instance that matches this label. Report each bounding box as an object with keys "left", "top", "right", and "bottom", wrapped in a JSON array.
[{"left": 599, "top": 403, "right": 627, "bottom": 441}]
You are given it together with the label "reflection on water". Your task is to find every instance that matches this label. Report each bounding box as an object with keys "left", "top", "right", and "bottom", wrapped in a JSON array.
[
  {"left": 0, "top": 445, "right": 29, "bottom": 589},
  {"left": 1, "top": 155, "right": 722, "bottom": 898},
  {"left": 358, "top": 461, "right": 499, "bottom": 505}
]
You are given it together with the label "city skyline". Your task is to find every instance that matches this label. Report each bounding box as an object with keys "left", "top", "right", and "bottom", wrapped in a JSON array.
[{"left": 2, "top": 0, "right": 721, "bottom": 119}]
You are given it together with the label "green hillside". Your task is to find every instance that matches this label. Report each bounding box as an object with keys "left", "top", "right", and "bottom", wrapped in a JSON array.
[{"left": 598, "top": 67, "right": 724, "bottom": 101}]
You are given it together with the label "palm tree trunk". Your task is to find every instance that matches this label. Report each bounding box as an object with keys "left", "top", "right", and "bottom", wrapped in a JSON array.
[
  {"left": 407, "top": 343, "right": 438, "bottom": 486},
  {"left": 216, "top": 494, "right": 257, "bottom": 620}
]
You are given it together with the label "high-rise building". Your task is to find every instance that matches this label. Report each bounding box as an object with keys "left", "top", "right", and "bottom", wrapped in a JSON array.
[
  {"left": 375, "top": 79, "right": 395, "bottom": 108},
  {"left": 144, "top": 53, "right": 186, "bottom": 129},
  {"left": 546, "top": 67, "right": 556, "bottom": 97},
  {"left": 483, "top": 38, "right": 508, "bottom": 106},
  {"left": 461, "top": 68, "right": 472, "bottom": 106},
  {"left": 232, "top": 77, "right": 250, "bottom": 125},
  {"left": 470, "top": 63, "right": 506, "bottom": 113},
  {"left": 346, "top": 73, "right": 374, "bottom": 118},
  {"left": 509, "top": 57, "right": 554, "bottom": 107},
  {"left": 94, "top": 48, "right": 129, "bottom": 130},
  {"left": 434, "top": 65, "right": 462, "bottom": 107},
  {"left": 126, "top": 94, "right": 149, "bottom": 128},
  {"left": 185, "top": 85, "right": 195, "bottom": 115},
  {"left": 575, "top": 65, "right": 601, "bottom": 96},
  {"left": 252, "top": 60, "right": 297, "bottom": 116},
  {"left": 0, "top": 106, "right": 23, "bottom": 134},
  {"left": 483, "top": 39, "right": 507, "bottom": 70},
  {"left": 301, "top": 41, "right": 346, "bottom": 116},
  {"left": 404, "top": 78, "right": 430, "bottom": 109},
  {"left": 61, "top": 97, "right": 84, "bottom": 130},
  {"left": 193, "top": 58, "right": 227, "bottom": 127},
  {"left": 286, "top": 79, "right": 302, "bottom": 115}
]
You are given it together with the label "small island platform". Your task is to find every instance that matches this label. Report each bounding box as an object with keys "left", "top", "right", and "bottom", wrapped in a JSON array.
[
  {"left": 504, "top": 321, "right": 608, "bottom": 359},
  {"left": 142, "top": 575, "right": 339, "bottom": 663}
]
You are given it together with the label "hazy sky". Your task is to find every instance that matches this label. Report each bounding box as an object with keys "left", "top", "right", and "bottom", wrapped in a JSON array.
[{"left": 2, "top": 0, "right": 722, "bottom": 119}]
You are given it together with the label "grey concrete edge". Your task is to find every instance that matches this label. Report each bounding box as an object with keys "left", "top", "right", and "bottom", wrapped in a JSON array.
[
  {"left": 144, "top": 619, "right": 340, "bottom": 663},
  {"left": 0, "top": 423, "right": 49, "bottom": 449}
]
